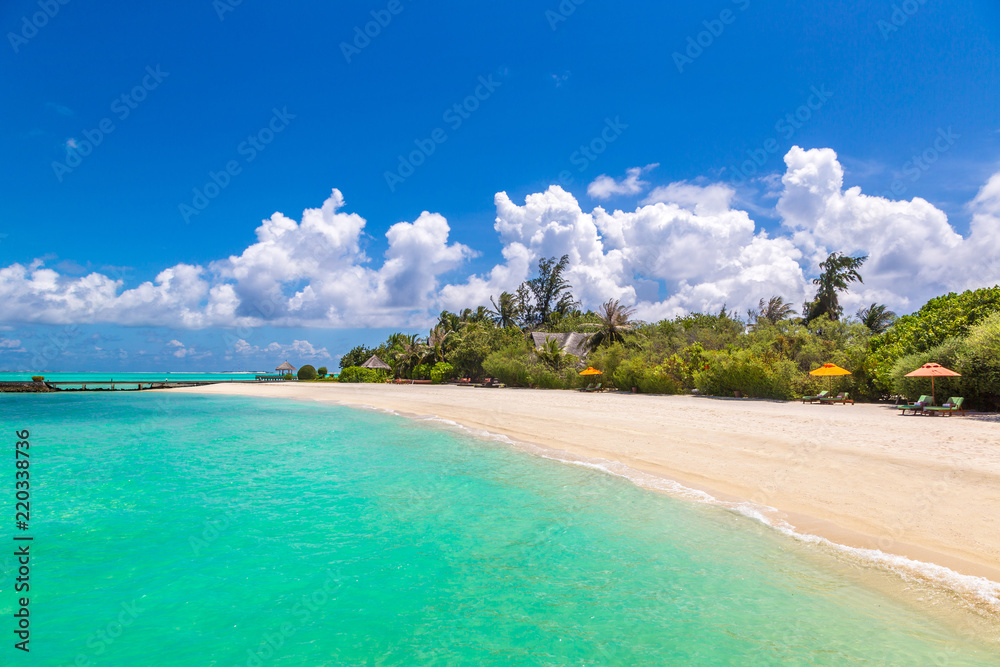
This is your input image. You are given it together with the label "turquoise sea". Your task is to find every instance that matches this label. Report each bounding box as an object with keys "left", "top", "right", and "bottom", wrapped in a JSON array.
[{"left": 0, "top": 392, "right": 996, "bottom": 665}]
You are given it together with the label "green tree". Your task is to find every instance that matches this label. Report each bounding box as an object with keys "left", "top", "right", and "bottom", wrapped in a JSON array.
[
  {"left": 392, "top": 334, "right": 427, "bottom": 378},
  {"left": 804, "top": 252, "right": 867, "bottom": 322},
  {"left": 586, "top": 299, "right": 637, "bottom": 351},
  {"left": 534, "top": 337, "right": 566, "bottom": 370},
  {"left": 339, "top": 345, "right": 374, "bottom": 369},
  {"left": 856, "top": 303, "right": 896, "bottom": 334},
  {"left": 297, "top": 364, "right": 317, "bottom": 380},
  {"left": 747, "top": 296, "right": 796, "bottom": 326},
  {"left": 489, "top": 291, "right": 522, "bottom": 329},
  {"left": 526, "top": 255, "right": 577, "bottom": 328},
  {"left": 426, "top": 325, "right": 454, "bottom": 363},
  {"left": 317, "top": 366, "right": 328, "bottom": 378}
]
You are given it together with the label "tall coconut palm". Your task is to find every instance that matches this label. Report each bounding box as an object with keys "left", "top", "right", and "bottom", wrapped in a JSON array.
[
  {"left": 426, "top": 325, "right": 454, "bottom": 363},
  {"left": 489, "top": 292, "right": 522, "bottom": 329},
  {"left": 392, "top": 334, "right": 426, "bottom": 377},
  {"left": 747, "top": 296, "right": 796, "bottom": 326},
  {"left": 804, "top": 252, "right": 867, "bottom": 322},
  {"left": 856, "top": 303, "right": 897, "bottom": 334},
  {"left": 586, "top": 299, "right": 637, "bottom": 351}
]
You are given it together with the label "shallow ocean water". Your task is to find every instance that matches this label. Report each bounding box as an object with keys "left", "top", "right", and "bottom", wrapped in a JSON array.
[{"left": 0, "top": 392, "right": 996, "bottom": 665}]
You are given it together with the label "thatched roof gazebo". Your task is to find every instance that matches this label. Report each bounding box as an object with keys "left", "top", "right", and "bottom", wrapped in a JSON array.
[
  {"left": 276, "top": 361, "right": 297, "bottom": 373},
  {"left": 360, "top": 355, "right": 391, "bottom": 371}
]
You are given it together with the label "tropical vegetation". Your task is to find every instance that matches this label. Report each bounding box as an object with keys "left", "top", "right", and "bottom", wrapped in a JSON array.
[{"left": 331, "top": 254, "right": 1000, "bottom": 410}]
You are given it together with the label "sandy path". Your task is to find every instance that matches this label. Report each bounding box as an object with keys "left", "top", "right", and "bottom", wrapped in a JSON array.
[{"left": 169, "top": 383, "right": 1000, "bottom": 584}]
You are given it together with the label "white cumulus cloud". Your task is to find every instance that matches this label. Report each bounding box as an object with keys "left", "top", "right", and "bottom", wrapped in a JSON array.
[
  {"left": 587, "top": 164, "right": 658, "bottom": 200},
  {"left": 1, "top": 153, "right": 998, "bottom": 330}
]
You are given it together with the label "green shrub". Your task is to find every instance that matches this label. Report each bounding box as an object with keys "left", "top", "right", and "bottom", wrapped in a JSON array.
[
  {"left": 297, "top": 365, "right": 317, "bottom": 380},
  {"left": 611, "top": 357, "right": 683, "bottom": 394},
  {"left": 337, "top": 367, "right": 388, "bottom": 383},
  {"left": 888, "top": 339, "right": 967, "bottom": 401},
  {"left": 694, "top": 350, "right": 795, "bottom": 400},
  {"left": 282, "top": 374, "right": 295, "bottom": 380},
  {"left": 317, "top": 366, "right": 328, "bottom": 378},
  {"left": 31, "top": 376, "right": 44, "bottom": 382},
  {"left": 958, "top": 312, "right": 1000, "bottom": 410},
  {"left": 430, "top": 362, "right": 454, "bottom": 384},
  {"left": 587, "top": 343, "right": 626, "bottom": 382},
  {"left": 483, "top": 344, "right": 535, "bottom": 386},
  {"left": 870, "top": 285, "right": 1000, "bottom": 391}
]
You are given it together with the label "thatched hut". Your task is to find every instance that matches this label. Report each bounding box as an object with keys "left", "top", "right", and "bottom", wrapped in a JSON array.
[
  {"left": 275, "top": 361, "right": 297, "bottom": 373},
  {"left": 360, "top": 355, "right": 391, "bottom": 371}
]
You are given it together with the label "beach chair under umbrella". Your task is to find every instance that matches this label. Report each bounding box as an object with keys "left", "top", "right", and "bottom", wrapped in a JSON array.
[
  {"left": 904, "top": 363, "right": 960, "bottom": 406},
  {"left": 809, "top": 363, "right": 851, "bottom": 393}
]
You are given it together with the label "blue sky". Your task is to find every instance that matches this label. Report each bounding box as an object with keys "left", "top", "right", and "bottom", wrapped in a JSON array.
[{"left": 1, "top": 0, "right": 999, "bottom": 371}]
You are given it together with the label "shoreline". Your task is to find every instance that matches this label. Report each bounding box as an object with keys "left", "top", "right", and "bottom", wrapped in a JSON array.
[{"left": 166, "top": 383, "right": 1000, "bottom": 611}]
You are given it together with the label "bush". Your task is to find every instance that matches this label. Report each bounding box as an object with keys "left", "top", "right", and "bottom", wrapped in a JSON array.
[
  {"left": 888, "top": 338, "right": 967, "bottom": 401},
  {"left": 430, "top": 362, "right": 454, "bottom": 384},
  {"left": 282, "top": 374, "right": 295, "bottom": 380},
  {"left": 694, "top": 350, "right": 795, "bottom": 400},
  {"left": 483, "top": 347, "right": 533, "bottom": 387},
  {"left": 317, "top": 367, "right": 328, "bottom": 378},
  {"left": 958, "top": 312, "right": 1000, "bottom": 410},
  {"left": 337, "top": 367, "right": 388, "bottom": 383},
  {"left": 869, "top": 285, "right": 1000, "bottom": 391},
  {"left": 297, "top": 365, "right": 317, "bottom": 380},
  {"left": 611, "top": 357, "right": 683, "bottom": 394},
  {"left": 31, "top": 376, "right": 44, "bottom": 382}
]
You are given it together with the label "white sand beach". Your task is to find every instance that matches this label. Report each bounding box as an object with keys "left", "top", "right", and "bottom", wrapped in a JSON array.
[{"left": 171, "top": 383, "right": 1000, "bottom": 587}]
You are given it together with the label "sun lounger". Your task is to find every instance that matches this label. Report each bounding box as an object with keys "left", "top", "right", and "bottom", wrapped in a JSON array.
[
  {"left": 896, "top": 395, "right": 930, "bottom": 415},
  {"left": 583, "top": 383, "right": 602, "bottom": 393},
  {"left": 898, "top": 396, "right": 932, "bottom": 415},
  {"left": 579, "top": 383, "right": 595, "bottom": 392},
  {"left": 475, "top": 378, "right": 501, "bottom": 388},
  {"left": 818, "top": 392, "right": 853, "bottom": 405},
  {"left": 924, "top": 397, "right": 965, "bottom": 417},
  {"left": 801, "top": 391, "right": 829, "bottom": 403}
]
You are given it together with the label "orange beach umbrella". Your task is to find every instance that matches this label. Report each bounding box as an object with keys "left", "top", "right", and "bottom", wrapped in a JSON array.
[
  {"left": 809, "top": 363, "right": 851, "bottom": 391},
  {"left": 904, "top": 363, "right": 961, "bottom": 405},
  {"left": 579, "top": 367, "right": 603, "bottom": 376}
]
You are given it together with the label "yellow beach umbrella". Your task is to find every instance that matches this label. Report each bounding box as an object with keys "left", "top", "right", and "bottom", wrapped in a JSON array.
[
  {"left": 809, "top": 363, "right": 851, "bottom": 392},
  {"left": 579, "top": 367, "right": 603, "bottom": 376}
]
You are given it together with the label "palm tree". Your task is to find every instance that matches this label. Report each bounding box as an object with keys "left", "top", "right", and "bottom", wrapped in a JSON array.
[
  {"left": 747, "top": 296, "right": 796, "bottom": 326},
  {"left": 856, "top": 303, "right": 897, "bottom": 334},
  {"left": 804, "top": 252, "right": 867, "bottom": 322},
  {"left": 586, "top": 299, "right": 637, "bottom": 351},
  {"left": 426, "top": 325, "right": 454, "bottom": 363},
  {"left": 534, "top": 337, "right": 565, "bottom": 370},
  {"left": 489, "top": 292, "right": 522, "bottom": 329},
  {"left": 392, "top": 334, "right": 426, "bottom": 377}
]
